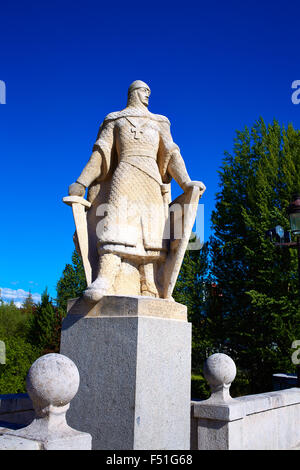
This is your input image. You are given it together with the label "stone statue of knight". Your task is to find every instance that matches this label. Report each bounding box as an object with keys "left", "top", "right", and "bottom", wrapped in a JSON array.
[{"left": 67, "top": 80, "right": 206, "bottom": 302}]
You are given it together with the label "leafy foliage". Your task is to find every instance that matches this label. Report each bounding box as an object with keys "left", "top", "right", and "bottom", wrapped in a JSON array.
[
  {"left": 173, "top": 239, "right": 218, "bottom": 373},
  {"left": 191, "top": 373, "right": 210, "bottom": 400},
  {"left": 0, "top": 300, "right": 40, "bottom": 393},
  {"left": 0, "top": 336, "right": 40, "bottom": 394},
  {"left": 0, "top": 300, "right": 31, "bottom": 338},
  {"left": 210, "top": 118, "right": 300, "bottom": 393},
  {"left": 0, "top": 290, "right": 64, "bottom": 393}
]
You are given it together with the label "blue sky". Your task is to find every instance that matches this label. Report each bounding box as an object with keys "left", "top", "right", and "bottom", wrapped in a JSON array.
[{"left": 1, "top": 0, "right": 300, "bottom": 300}]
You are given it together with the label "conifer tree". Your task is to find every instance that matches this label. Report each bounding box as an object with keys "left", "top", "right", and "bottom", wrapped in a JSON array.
[
  {"left": 56, "top": 250, "right": 87, "bottom": 311},
  {"left": 21, "top": 291, "right": 36, "bottom": 315},
  {"left": 173, "top": 238, "right": 212, "bottom": 371},
  {"left": 28, "top": 288, "right": 63, "bottom": 353}
]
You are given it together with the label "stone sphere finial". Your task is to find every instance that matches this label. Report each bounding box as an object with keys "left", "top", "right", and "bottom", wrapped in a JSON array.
[
  {"left": 26, "top": 353, "right": 80, "bottom": 414},
  {"left": 203, "top": 353, "right": 236, "bottom": 403}
]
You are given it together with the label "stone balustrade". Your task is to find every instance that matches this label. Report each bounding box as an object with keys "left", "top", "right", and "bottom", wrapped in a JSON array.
[
  {"left": 191, "top": 353, "right": 300, "bottom": 450},
  {"left": 0, "top": 393, "right": 34, "bottom": 428},
  {"left": 0, "top": 351, "right": 299, "bottom": 450}
]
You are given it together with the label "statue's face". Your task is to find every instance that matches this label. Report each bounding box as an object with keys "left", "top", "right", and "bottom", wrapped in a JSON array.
[{"left": 136, "top": 87, "right": 150, "bottom": 107}]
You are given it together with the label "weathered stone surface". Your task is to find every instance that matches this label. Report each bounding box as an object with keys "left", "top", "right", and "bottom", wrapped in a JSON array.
[
  {"left": 64, "top": 80, "right": 206, "bottom": 302},
  {"left": 26, "top": 353, "right": 80, "bottom": 412},
  {"left": 0, "top": 354, "right": 92, "bottom": 450},
  {"left": 0, "top": 434, "right": 41, "bottom": 450},
  {"left": 273, "top": 372, "right": 297, "bottom": 390},
  {"left": 60, "top": 298, "right": 191, "bottom": 450},
  {"left": 191, "top": 352, "right": 300, "bottom": 450},
  {"left": 0, "top": 393, "right": 34, "bottom": 426},
  {"left": 67, "top": 294, "right": 187, "bottom": 321},
  {"left": 202, "top": 353, "right": 236, "bottom": 404}
]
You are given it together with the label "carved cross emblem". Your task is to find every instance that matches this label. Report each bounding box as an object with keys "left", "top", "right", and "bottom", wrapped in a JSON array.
[{"left": 126, "top": 117, "right": 147, "bottom": 140}]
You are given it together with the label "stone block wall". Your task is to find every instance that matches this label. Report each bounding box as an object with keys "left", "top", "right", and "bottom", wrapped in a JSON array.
[
  {"left": 0, "top": 394, "right": 34, "bottom": 428},
  {"left": 191, "top": 388, "right": 300, "bottom": 450}
]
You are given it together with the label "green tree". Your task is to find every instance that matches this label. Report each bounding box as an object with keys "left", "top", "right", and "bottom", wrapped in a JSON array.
[
  {"left": 0, "top": 300, "right": 40, "bottom": 394},
  {"left": 0, "top": 300, "right": 30, "bottom": 338},
  {"left": 173, "top": 239, "right": 211, "bottom": 367},
  {"left": 27, "top": 288, "right": 64, "bottom": 353},
  {"left": 0, "top": 336, "right": 40, "bottom": 393},
  {"left": 210, "top": 118, "right": 300, "bottom": 394},
  {"left": 173, "top": 237, "right": 212, "bottom": 399},
  {"left": 56, "top": 250, "right": 86, "bottom": 311}
]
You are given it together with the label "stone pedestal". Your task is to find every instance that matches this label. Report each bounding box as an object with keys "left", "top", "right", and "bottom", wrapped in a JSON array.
[{"left": 60, "top": 295, "right": 191, "bottom": 450}]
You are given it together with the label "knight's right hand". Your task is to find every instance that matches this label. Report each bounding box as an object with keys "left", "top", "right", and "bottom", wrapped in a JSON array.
[{"left": 68, "top": 182, "right": 86, "bottom": 197}]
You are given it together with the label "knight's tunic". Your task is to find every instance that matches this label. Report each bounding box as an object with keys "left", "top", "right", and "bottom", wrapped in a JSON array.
[{"left": 77, "top": 106, "right": 189, "bottom": 261}]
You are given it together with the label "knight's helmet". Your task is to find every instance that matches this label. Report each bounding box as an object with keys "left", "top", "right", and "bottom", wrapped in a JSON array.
[{"left": 127, "top": 80, "right": 151, "bottom": 107}]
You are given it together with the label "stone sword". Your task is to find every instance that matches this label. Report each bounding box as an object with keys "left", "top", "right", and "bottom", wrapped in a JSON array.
[{"left": 62, "top": 195, "right": 92, "bottom": 286}]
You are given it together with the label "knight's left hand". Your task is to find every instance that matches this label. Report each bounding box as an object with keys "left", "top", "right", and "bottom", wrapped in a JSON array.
[{"left": 183, "top": 181, "right": 206, "bottom": 194}]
